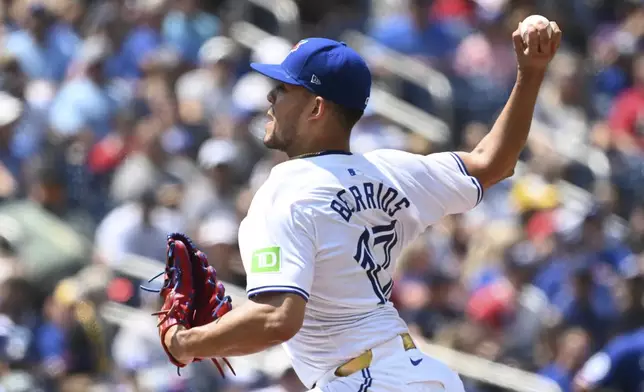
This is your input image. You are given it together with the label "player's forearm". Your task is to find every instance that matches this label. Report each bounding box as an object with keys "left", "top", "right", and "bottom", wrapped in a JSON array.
[
  {"left": 171, "top": 302, "right": 285, "bottom": 359},
  {"left": 467, "top": 70, "right": 545, "bottom": 187},
  {"left": 167, "top": 295, "right": 300, "bottom": 361}
]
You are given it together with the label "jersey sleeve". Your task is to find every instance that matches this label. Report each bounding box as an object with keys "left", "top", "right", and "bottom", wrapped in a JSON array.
[
  {"left": 422, "top": 152, "right": 483, "bottom": 213},
  {"left": 374, "top": 150, "right": 483, "bottom": 226},
  {"left": 240, "top": 201, "right": 316, "bottom": 302}
]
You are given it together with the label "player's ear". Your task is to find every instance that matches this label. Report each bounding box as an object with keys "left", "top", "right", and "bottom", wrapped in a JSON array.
[{"left": 309, "top": 96, "right": 325, "bottom": 120}]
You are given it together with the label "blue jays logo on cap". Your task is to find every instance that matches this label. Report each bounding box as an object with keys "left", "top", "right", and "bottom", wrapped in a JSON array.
[
  {"left": 251, "top": 37, "right": 372, "bottom": 111},
  {"left": 290, "top": 39, "right": 309, "bottom": 53}
]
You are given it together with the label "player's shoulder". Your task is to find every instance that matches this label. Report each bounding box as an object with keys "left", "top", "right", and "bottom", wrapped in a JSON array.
[
  {"left": 364, "top": 148, "right": 456, "bottom": 165},
  {"left": 258, "top": 156, "right": 347, "bottom": 198},
  {"left": 364, "top": 148, "right": 417, "bottom": 163},
  {"left": 365, "top": 149, "right": 466, "bottom": 177},
  {"left": 249, "top": 160, "right": 328, "bottom": 216}
]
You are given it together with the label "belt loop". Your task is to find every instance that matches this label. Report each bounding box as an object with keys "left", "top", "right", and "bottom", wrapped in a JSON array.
[
  {"left": 328, "top": 333, "right": 417, "bottom": 383},
  {"left": 401, "top": 333, "right": 416, "bottom": 351}
]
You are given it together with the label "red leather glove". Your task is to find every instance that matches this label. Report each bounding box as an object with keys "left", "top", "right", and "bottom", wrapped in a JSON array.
[{"left": 142, "top": 233, "right": 235, "bottom": 377}]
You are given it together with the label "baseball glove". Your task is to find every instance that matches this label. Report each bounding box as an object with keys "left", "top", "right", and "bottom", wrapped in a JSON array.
[{"left": 141, "top": 233, "right": 235, "bottom": 377}]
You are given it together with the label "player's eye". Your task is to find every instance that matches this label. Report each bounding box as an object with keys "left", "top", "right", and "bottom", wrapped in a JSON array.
[{"left": 268, "top": 84, "right": 283, "bottom": 103}]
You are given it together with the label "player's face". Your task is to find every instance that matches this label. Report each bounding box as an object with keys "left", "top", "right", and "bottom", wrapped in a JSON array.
[{"left": 264, "top": 82, "right": 313, "bottom": 152}]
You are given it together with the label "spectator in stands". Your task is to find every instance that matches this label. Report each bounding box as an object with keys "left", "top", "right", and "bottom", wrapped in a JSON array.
[
  {"left": 94, "top": 184, "right": 186, "bottom": 266},
  {"left": 182, "top": 138, "right": 243, "bottom": 227},
  {"left": 429, "top": 0, "right": 474, "bottom": 26},
  {"left": 551, "top": 262, "right": 619, "bottom": 349},
  {"left": 82, "top": 1, "right": 132, "bottom": 81},
  {"left": 626, "top": 205, "right": 644, "bottom": 253},
  {"left": 87, "top": 108, "right": 137, "bottom": 177},
  {"left": 1, "top": 56, "right": 52, "bottom": 166},
  {"left": 406, "top": 266, "right": 462, "bottom": 340},
  {"left": 3, "top": 3, "right": 80, "bottom": 82},
  {"left": 197, "top": 213, "right": 243, "bottom": 285},
  {"left": 465, "top": 240, "right": 550, "bottom": 368},
  {"left": 451, "top": 9, "right": 516, "bottom": 124},
  {"left": 162, "top": 0, "right": 221, "bottom": 65},
  {"left": 607, "top": 44, "right": 644, "bottom": 154},
  {"left": 539, "top": 328, "right": 590, "bottom": 392},
  {"left": 22, "top": 153, "right": 95, "bottom": 236},
  {"left": 109, "top": 113, "right": 197, "bottom": 204},
  {"left": 392, "top": 238, "right": 434, "bottom": 312},
  {"left": 48, "top": 35, "right": 117, "bottom": 142},
  {"left": 36, "top": 278, "right": 108, "bottom": 390},
  {"left": 605, "top": 52, "right": 644, "bottom": 217},
  {"left": 368, "top": 0, "right": 459, "bottom": 65},
  {"left": 121, "top": 188, "right": 175, "bottom": 261},
  {"left": 117, "top": 0, "right": 165, "bottom": 80},
  {"left": 0, "top": 93, "right": 24, "bottom": 200},
  {"left": 616, "top": 270, "right": 644, "bottom": 334},
  {"left": 140, "top": 44, "right": 184, "bottom": 88},
  {"left": 0, "top": 313, "right": 43, "bottom": 392},
  {"left": 498, "top": 242, "right": 550, "bottom": 368},
  {"left": 174, "top": 36, "right": 240, "bottom": 127},
  {"left": 575, "top": 204, "right": 634, "bottom": 278},
  {"left": 0, "top": 54, "right": 27, "bottom": 102},
  {"left": 574, "top": 326, "right": 644, "bottom": 392},
  {"left": 0, "top": 279, "right": 42, "bottom": 392},
  {"left": 509, "top": 144, "right": 562, "bottom": 221},
  {"left": 531, "top": 50, "right": 596, "bottom": 190}
]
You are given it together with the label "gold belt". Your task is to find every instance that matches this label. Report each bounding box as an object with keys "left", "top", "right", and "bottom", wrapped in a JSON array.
[{"left": 334, "top": 333, "right": 416, "bottom": 377}]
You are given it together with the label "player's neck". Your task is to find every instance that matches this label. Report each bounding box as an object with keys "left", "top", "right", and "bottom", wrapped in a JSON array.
[{"left": 286, "top": 139, "right": 351, "bottom": 159}]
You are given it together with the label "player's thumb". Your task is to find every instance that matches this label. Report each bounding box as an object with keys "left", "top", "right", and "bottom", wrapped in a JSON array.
[{"left": 512, "top": 27, "right": 525, "bottom": 57}]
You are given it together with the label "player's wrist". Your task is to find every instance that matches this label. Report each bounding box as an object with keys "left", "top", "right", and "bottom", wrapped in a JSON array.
[
  {"left": 516, "top": 68, "right": 546, "bottom": 87},
  {"left": 164, "top": 324, "right": 192, "bottom": 365}
]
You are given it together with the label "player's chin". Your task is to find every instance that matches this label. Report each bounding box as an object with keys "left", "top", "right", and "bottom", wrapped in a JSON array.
[
  {"left": 263, "top": 122, "right": 281, "bottom": 149},
  {"left": 263, "top": 135, "right": 283, "bottom": 150}
]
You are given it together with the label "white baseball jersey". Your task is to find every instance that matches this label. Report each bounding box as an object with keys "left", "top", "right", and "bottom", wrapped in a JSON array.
[{"left": 238, "top": 149, "right": 483, "bottom": 389}]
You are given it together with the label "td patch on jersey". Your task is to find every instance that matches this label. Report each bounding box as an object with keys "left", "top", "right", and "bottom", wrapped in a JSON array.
[{"left": 251, "top": 246, "right": 281, "bottom": 273}]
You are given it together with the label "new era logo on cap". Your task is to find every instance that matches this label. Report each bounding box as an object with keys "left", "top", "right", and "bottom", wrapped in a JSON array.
[{"left": 250, "top": 37, "right": 371, "bottom": 110}]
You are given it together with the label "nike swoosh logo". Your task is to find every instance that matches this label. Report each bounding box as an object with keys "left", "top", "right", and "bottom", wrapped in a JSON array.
[{"left": 410, "top": 358, "right": 423, "bottom": 366}]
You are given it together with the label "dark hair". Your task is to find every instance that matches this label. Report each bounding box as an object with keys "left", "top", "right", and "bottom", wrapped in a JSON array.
[{"left": 331, "top": 102, "right": 364, "bottom": 132}]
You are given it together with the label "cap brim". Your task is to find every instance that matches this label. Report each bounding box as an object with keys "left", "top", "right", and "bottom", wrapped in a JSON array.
[{"left": 250, "top": 63, "right": 300, "bottom": 86}]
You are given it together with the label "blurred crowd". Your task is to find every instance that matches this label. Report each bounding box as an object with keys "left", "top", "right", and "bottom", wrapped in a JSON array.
[{"left": 0, "top": 0, "right": 643, "bottom": 391}]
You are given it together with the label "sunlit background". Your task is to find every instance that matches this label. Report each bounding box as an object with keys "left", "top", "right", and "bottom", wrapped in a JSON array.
[{"left": 0, "top": 0, "right": 643, "bottom": 391}]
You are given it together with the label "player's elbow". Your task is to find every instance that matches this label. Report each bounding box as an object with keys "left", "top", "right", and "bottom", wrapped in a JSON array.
[
  {"left": 481, "top": 160, "right": 517, "bottom": 187},
  {"left": 265, "top": 308, "right": 302, "bottom": 342},
  {"left": 462, "top": 153, "right": 516, "bottom": 189},
  {"left": 257, "top": 293, "right": 306, "bottom": 343},
  {"left": 501, "top": 166, "right": 515, "bottom": 181}
]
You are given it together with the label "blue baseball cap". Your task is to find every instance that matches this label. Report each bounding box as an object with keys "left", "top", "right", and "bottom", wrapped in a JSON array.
[{"left": 251, "top": 37, "right": 371, "bottom": 111}]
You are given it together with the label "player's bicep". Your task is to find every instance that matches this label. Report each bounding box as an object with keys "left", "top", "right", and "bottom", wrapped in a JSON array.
[
  {"left": 241, "top": 203, "right": 316, "bottom": 302},
  {"left": 249, "top": 292, "right": 307, "bottom": 339}
]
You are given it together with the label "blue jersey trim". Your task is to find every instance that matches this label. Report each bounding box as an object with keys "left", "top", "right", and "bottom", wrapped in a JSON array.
[{"left": 247, "top": 285, "right": 310, "bottom": 302}]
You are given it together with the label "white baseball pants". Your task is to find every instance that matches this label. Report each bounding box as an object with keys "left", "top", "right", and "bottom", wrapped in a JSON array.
[{"left": 308, "top": 335, "right": 465, "bottom": 392}]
